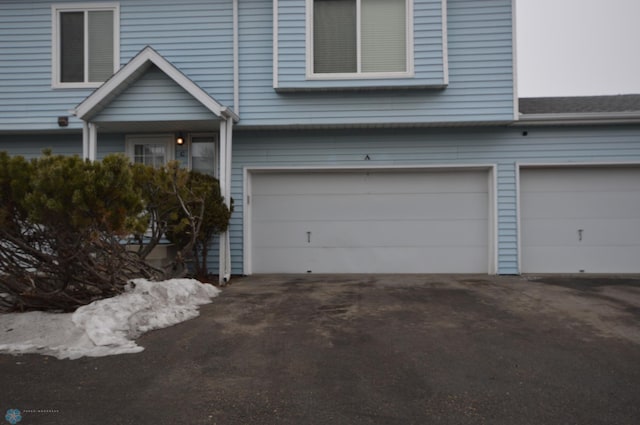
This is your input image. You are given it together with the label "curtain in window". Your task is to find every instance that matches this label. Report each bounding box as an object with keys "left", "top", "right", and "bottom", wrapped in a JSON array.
[
  {"left": 313, "top": 0, "right": 357, "bottom": 73},
  {"left": 361, "top": 0, "right": 406, "bottom": 72},
  {"left": 88, "top": 11, "right": 114, "bottom": 82},
  {"left": 60, "top": 12, "right": 84, "bottom": 83}
]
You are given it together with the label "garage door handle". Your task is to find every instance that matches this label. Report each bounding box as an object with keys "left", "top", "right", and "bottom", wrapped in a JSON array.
[
  {"left": 578, "top": 229, "right": 583, "bottom": 241},
  {"left": 307, "top": 231, "right": 311, "bottom": 243}
]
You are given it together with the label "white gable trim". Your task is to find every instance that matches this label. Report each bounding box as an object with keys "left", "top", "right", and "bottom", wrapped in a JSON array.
[{"left": 73, "top": 46, "right": 239, "bottom": 122}]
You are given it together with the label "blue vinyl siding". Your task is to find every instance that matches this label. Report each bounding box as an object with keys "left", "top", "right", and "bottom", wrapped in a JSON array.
[
  {"left": 228, "top": 125, "right": 640, "bottom": 275},
  {"left": 92, "top": 67, "right": 218, "bottom": 123},
  {"left": 0, "top": 0, "right": 234, "bottom": 132},
  {"left": 238, "top": 0, "right": 514, "bottom": 127},
  {"left": 1, "top": 0, "right": 513, "bottom": 130},
  {"left": 0, "top": 132, "right": 125, "bottom": 159},
  {"left": 0, "top": 133, "right": 82, "bottom": 158}
]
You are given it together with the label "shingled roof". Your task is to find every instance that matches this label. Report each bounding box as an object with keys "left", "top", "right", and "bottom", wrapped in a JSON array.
[{"left": 519, "top": 94, "right": 640, "bottom": 115}]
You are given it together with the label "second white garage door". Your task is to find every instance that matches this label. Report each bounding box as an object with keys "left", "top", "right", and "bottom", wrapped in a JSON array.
[
  {"left": 249, "top": 169, "right": 491, "bottom": 273},
  {"left": 520, "top": 166, "right": 640, "bottom": 273}
]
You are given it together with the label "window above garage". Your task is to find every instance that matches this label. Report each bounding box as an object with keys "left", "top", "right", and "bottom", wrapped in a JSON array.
[
  {"left": 273, "top": 0, "right": 448, "bottom": 91},
  {"left": 310, "top": 0, "right": 411, "bottom": 78}
]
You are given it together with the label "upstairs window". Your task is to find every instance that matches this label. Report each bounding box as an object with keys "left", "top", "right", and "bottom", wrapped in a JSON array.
[
  {"left": 53, "top": 3, "right": 119, "bottom": 87},
  {"left": 310, "top": 0, "right": 411, "bottom": 77}
]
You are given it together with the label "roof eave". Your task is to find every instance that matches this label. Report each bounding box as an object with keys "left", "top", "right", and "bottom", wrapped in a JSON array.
[{"left": 514, "top": 111, "right": 640, "bottom": 126}]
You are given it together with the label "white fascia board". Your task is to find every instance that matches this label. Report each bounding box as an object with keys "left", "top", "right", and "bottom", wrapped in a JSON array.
[{"left": 74, "top": 46, "right": 235, "bottom": 121}]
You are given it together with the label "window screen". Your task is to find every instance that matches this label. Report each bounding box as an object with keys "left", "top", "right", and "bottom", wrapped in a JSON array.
[
  {"left": 88, "top": 11, "right": 115, "bottom": 82},
  {"left": 361, "top": 0, "right": 406, "bottom": 72}
]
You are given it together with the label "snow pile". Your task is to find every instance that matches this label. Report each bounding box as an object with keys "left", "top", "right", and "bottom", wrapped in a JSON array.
[{"left": 0, "top": 279, "right": 220, "bottom": 360}]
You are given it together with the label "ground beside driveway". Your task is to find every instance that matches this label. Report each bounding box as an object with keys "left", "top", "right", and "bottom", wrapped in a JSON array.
[{"left": 1, "top": 274, "right": 639, "bottom": 425}]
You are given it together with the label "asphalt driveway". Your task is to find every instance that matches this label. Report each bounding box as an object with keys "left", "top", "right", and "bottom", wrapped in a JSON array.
[{"left": 1, "top": 274, "right": 640, "bottom": 425}]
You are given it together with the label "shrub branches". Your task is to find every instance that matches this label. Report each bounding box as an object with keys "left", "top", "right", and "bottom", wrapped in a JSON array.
[{"left": 0, "top": 152, "right": 231, "bottom": 312}]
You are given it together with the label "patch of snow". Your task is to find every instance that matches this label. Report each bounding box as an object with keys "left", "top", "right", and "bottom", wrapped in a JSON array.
[{"left": 0, "top": 279, "right": 220, "bottom": 360}]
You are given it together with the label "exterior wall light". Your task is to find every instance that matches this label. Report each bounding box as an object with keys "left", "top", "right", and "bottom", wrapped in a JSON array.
[{"left": 176, "top": 132, "right": 185, "bottom": 145}]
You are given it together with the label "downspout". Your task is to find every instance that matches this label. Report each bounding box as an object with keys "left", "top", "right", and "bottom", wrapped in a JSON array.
[
  {"left": 224, "top": 116, "right": 233, "bottom": 280},
  {"left": 233, "top": 0, "right": 239, "bottom": 114}
]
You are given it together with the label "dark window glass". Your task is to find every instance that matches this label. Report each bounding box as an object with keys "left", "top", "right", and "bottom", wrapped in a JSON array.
[
  {"left": 313, "top": 0, "right": 357, "bottom": 73},
  {"left": 60, "top": 12, "right": 84, "bottom": 83}
]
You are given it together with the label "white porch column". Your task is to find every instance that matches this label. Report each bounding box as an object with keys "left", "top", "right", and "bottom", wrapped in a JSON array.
[
  {"left": 82, "top": 121, "right": 90, "bottom": 160},
  {"left": 218, "top": 117, "right": 233, "bottom": 284},
  {"left": 88, "top": 122, "right": 98, "bottom": 161}
]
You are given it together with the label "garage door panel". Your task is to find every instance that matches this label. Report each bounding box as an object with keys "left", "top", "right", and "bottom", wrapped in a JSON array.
[
  {"left": 522, "top": 192, "right": 640, "bottom": 219},
  {"left": 521, "top": 168, "right": 640, "bottom": 192},
  {"left": 254, "top": 219, "right": 488, "bottom": 249},
  {"left": 254, "top": 192, "right": 487, "bottom": 221},
  {"left": 520, "top": 167, "right": 640, "bottom": 273},
  {"left": 253, "top": 171, "right": 488, "bottom": 196},
  {"left": 251, "top": 170, "right": 490, "bottom": 273},
  {"left": 523, "top": 246, "right": 640, "bottom": 274},
  {"left": 523, "top": 218, "right": 640, "bottom": 246},
  {"left": 255, "top": 246, "right": 487, "bottom": 274}
]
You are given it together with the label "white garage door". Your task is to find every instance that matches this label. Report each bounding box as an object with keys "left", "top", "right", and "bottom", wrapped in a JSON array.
[
  {"left": 520, "top": 166, "right": 640, "bottom": 273},
  {"left": 249, "top": 169, "right": 490, "bottom": 273}
]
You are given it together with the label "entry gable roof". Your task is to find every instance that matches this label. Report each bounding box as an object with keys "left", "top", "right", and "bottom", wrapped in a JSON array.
[{"left": 73, "top": 46, "right": 239, "bottom": 122}]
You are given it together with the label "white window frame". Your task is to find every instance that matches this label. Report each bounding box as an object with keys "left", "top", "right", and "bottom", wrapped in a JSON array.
[
  {"left": 306, "top": 0, "right": 414, "bottom": 80},
  {"left": 188, "top": 133, "right": 220, "bottom": 178},
  {"left": 52, "top": 2, "right": 120, "bottom": 89},
  {"left": 125, "top": 134, "right": 175, "bottom": 167}
]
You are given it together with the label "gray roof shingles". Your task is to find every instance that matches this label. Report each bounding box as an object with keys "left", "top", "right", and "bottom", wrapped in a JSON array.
[{"left": 519, "top": 94, "right": 640, "bottom": 115}]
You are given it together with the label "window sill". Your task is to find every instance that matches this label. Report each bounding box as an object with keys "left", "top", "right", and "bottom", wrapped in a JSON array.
[
  {"left": 52, "top": 82, "right": 105, "bottom": 90},
  {"left": 275, "top": 76, "right": 447, "bottom": 92},
  {"left": 306, "top": 71, "right": 414, "bottom": 80}
]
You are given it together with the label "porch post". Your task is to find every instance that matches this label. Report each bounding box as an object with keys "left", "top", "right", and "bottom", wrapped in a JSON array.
[
  {"left": 218, "top": 117, "right": 233, "bottom": 284},
  {"left": 88, "top": 122, "right": 98, "bottom": 161},
  {"left": 82, "top": 121, "right": 90, "bottom": 160}
]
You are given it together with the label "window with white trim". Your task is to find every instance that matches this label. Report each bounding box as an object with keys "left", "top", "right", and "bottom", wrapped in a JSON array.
[
  {"left": 190, "top": 134, "right": 218, "bottom": 177},
  {"left": 125, "top": 135, "right": 174, "bottom": 168},
  {"left": 52, "top": 3, "right": 119, "bottom": 87},
  {"left": 310, "top": 0, "right": 410, "bottom": 76}
]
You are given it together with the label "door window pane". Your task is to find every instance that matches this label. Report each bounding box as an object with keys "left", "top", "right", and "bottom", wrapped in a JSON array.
[
  {"left": 191, "top": 137, "right": 217, "bottom": 177},
  {"left": 133, "top": 144, "right": 166, "bottom": 168}
]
